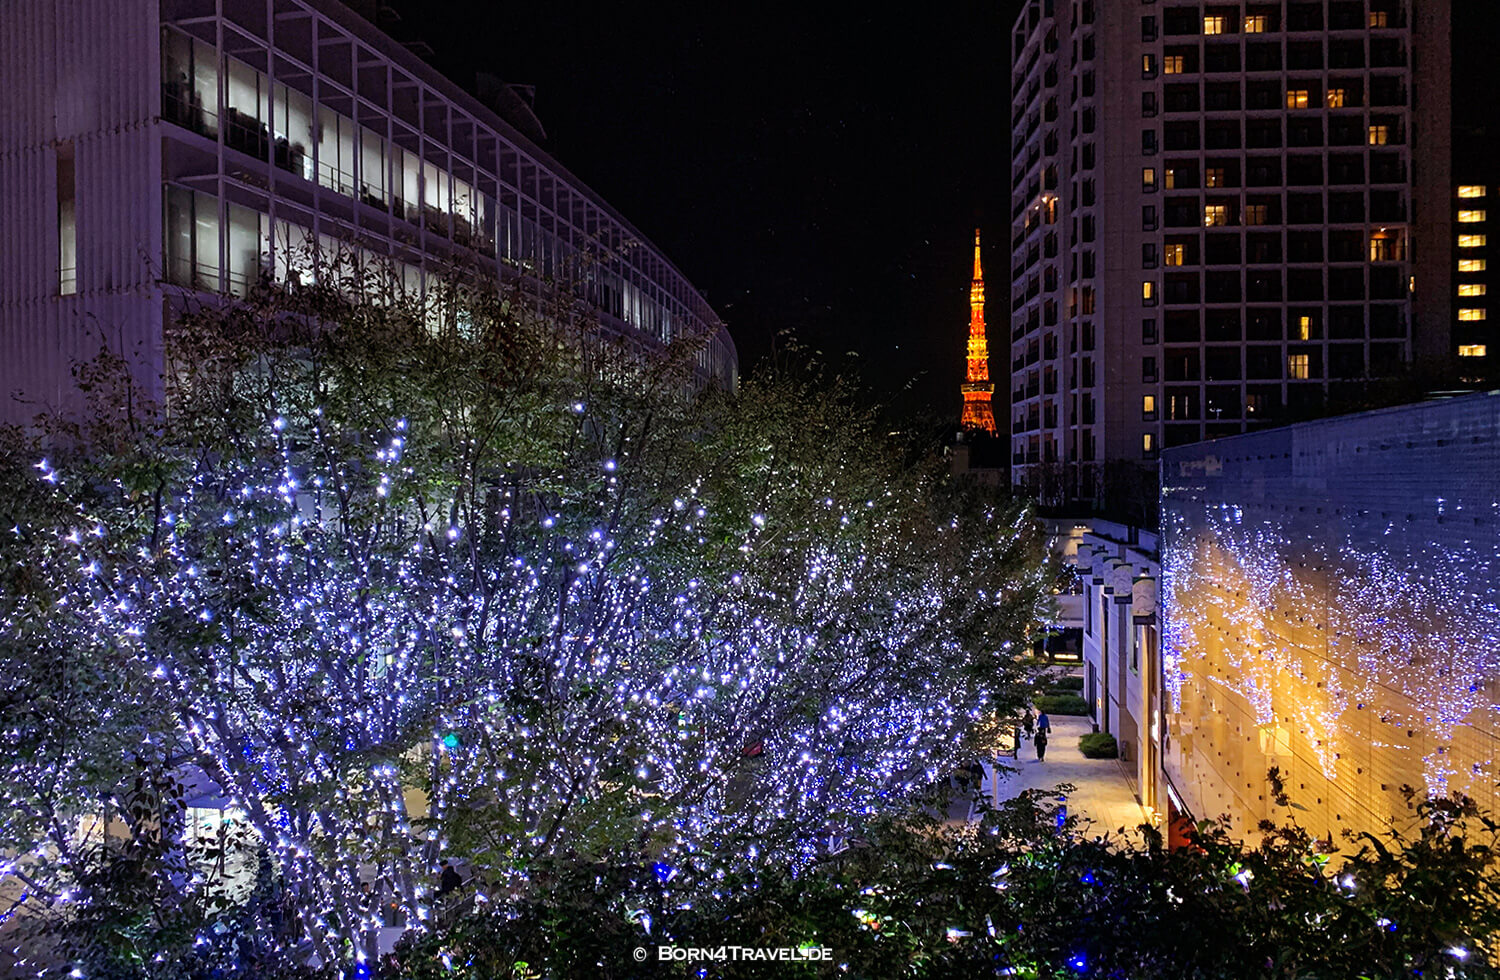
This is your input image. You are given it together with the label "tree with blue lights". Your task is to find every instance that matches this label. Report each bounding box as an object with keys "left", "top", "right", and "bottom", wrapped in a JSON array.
[{"left": 0, "top": 263, "right": 1052, "bottom": 977}]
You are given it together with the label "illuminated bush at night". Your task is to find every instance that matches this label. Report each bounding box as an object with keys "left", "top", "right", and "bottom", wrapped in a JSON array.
[{"left": 0, "top": 272, "right": 1051, "bottom": 975}]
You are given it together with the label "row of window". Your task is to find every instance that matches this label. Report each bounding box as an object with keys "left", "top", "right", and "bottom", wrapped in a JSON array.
[
  {"left": 1144, "top": 198, "right": 1408, "bottom": 230},
  {"left": 160, "top": 185, "right": 678, "bottom": 346},
  {"left": 1142, "top": 346, "right": 1397, "bottom": 384},
  {"left": 1144, "top": 38, "right": 1407, "bottom": 77},
  {"left": 1143, "top": 157, "right": 1407, "bottom": 192},
  {"left": 160, "top": 28, "right": 705, "bottom": 353},
  {"left": 1142, "top": 121, "right": 1404, "bottom": 153},
  {"left": 1152, "top": 8, "right": 1397, "bottom": 37}
]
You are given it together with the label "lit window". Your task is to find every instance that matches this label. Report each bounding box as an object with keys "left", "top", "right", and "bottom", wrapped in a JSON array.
[
  {"left": 1459, "top": 234, "right": 1489, "bottom": 248},
  {"left": 1206, "top": 167, "right": 1226, "bottom": 188},
  {"left": 1459, "top": 210, "right": 1487, "bottom": 224},
  {"left": 1298, "top": 315, "right": 1312, "bottom": 340},
  {"left": 1244, "top": 204, "right": 1268, "bottom": 226},
  {"left": 1164, "top": 167, "right": 1177, "bottom": 190},
  {"left": 1369, "top": 10, "right": 1389, "bottom": 28},
  {"left": 1143, "top": 432, "right": 1157, "bottom": 455},
  {"left": 1143, "top": 54, "right": 1157, "bottom": 76},
  {"left": 1244, "top": 14, "right": 1267, "bottom": 33},
  {"left": 1143, "top": 167, "right": 1157, "bottom": 191},
  {"left": 1164, "top": 55, "right": 1185, "bottom": 74},
  {"left": 1459, "top": 283, "right": 1487, "bottom": 298},
  {"left": 1164, "top": 243, "right": 1185, "bottom": 266},
  {"left": 1459, "top": 344, "right": 1489, "bottom": 357},
  {"left": 1286, "top": 90, "right": 1310, "bottom": 109},
  {"left": 1459, "top": 308, "right": 1488, "bottom": 321},
  {"left": 1370, "top": 234, "right": 1398, "bottom": 262},
  {"left": 1203, "top": 15, "right": 1226, "bottom": 35},
  {"left": 1327, "top": 88, "right": 1346, "bottom": 108},
  {"left": 1288, "top": 354, "right": 1310, "bottom": 379},
  {"left": 1142, "top": 280, "right": 1157, "bottom": 304},
  {"left": 1368, "top": 124, "right": 1390, "bottom": 146},
  {"left": 1459, "top": 186, "right": 1487, "bottom": 199},
  {"left": 1142, "top": 395, "right": 1157, "bottom": 419},
  {"left": 1460, "top": 258, "right": 1488, "bottom": 273},
  {"left": 1245, "top": 393, "right": 1263, "bottom": 415},
  {"left": 1204, "top": 204, "right": 1229, "bottom": 227}
]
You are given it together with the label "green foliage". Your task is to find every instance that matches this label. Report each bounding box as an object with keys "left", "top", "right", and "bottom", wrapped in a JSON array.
[
  {"left": 1049, "top": 675, "right": 1085, "bottom": 692},
  {"left": 1, "top": 259, "right": 1056, "bottom": 973},
  {"left": 1033, "top": 694, "right": 1090, "bottom": 716},
  {"left": 1078, "top": 732, "right": 1118, "bottom": 759},
  {"left": 390, "top": 787, "right": 1500, "bottom": 980}
]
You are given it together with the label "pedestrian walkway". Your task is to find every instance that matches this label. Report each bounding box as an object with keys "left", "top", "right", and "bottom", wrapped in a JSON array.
[{"left": 968, "top": 713, "right": 1151, "bottom": 836}]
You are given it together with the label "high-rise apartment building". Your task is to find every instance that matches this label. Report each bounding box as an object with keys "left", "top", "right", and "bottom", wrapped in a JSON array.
[{"left": 1008, "top": 0, "right": 1451, "bottom": 514}]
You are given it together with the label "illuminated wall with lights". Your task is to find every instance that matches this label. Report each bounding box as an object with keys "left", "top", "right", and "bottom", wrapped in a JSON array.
[{"left": 1160, "top": 392, "right": 1500, "bottom": 842}]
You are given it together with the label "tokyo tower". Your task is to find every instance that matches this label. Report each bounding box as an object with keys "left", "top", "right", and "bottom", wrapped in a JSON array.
[{"left": 960, "top": 228, "right": 996, "bottom": 433}]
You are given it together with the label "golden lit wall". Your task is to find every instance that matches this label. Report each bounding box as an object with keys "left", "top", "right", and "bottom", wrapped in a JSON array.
[{"left": 1160, "top": 397, "right": 1500, "bottom": 843}]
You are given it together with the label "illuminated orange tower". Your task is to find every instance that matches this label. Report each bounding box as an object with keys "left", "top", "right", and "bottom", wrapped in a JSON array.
[{"left": 960, "top": 228, "right": 996, "bottom": 433}]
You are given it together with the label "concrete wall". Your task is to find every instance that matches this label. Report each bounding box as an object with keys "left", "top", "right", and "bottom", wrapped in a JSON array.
[
  {"left": 1161, "top": 391, "right": 1500, "bottom": 840},
  {"left": 0, "top": 0, "right": 166, "bottom": 422}
]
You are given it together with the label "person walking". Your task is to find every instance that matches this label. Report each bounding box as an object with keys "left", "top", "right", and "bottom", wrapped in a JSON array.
[
  {"left": 1034, "top": 729, "right": 1049, "bottom": 761},
  {"left": 1036, "top": 711, "right": 1051, "bottom": 736},
  {"left": 1022, "top": 709, "right": 1035, "bottom": 739},
  {"left": 437, "top": 859, "right": 463, "bottom": 898}
]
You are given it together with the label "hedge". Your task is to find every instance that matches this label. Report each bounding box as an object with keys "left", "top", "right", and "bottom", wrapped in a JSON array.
[
  {"left": 1049, "top": 675, "right": 1085, "bottom": 691},
  {"left": 1078, "top": 731, "right": 1119, "bottom": 759},
  {"left": 1033, "top": 694, "right": 1090, "bottom": 716}
]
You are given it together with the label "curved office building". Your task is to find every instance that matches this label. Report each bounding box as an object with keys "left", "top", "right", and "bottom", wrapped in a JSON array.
[{"left": 0, "top": 0, "right": 736, "bottom": 422}]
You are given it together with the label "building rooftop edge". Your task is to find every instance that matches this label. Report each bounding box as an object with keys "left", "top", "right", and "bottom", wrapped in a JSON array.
[{"left": 300, "top": 0, "right": 734, "bottom": 356}]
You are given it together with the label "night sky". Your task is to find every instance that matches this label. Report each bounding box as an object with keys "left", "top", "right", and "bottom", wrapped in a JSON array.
[{"left": 388, "top": 0, "right": 1496, "bottom": 426}]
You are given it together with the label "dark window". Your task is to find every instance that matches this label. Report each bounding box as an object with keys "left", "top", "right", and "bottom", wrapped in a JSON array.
[
  {"left": 1164, "top": 84, "right": 1200, "bottom": 113},
  {"left": 1247, "top": 347, "right": 1282, "bottom": 379},
  {"left": 1246, "top": 232, "right": 1281, "bottom": 263},
  {"left": 1205, "top": 270, "right": 1241, "bottom": 303},
  {"left": 1165, "top": 348, "right": 1200, "bottom": 381},
  {"left": 1247, "top": 157, "right": 1281, "bottom": 186},
  {"left": 1205, "top": 348, "right": 1242, "bottom": 382},
  {"left": 1329, "top": 192, "right": 1365, "bottom": 223},
  {"left": 1287, "top": 41, "right": 1323, "bottom": 70},
  {"left": 1287, "top": 193, "right": 1324, "bottom": 225},
  {"left": 1247, "top": 270, "right": 1283, "bottom": 302},
  {"left": 1246, "top": 120, "right": 1282, "bottom": 149},
  {"left": 1288, "top": 153, "right": 1324, "bottom": 187},
  {"left": 1165, "top": 310, "right": 1200, "bottom": 343},
  {"left": 1288, "top": 230, "right": 1324, "bottom": 263},
  {"left": 1165, "top": 273, "right": 1200, "bottom": 305},
  {"left": 1247, "top": 309, "right": 1281, "bottom": 341},
  {"left": 1205, "top": 234, "right": 1242, "bottom": 265},
  {"left": 1204, "top": 44, "right": 1241, "bottom": 73},
  {"left": 1206, "top": 309, "right": 1242, "bottom": 341},
  {"left": 1204, "top": 82, "right": 1241, "bottom": 111},
  {"left": 1287, "top": 269, "right": 1323, "bottom": 302},
  {"left": 1246, "top": 43, "right": 1282, "bottom": 73},
  {"left": 1329, "top": 267, "right": 1365, "bottom": 300},
  {"left": 1328, "top": 230, "right": 1363, "bottom": 262},
  {"left": 1205, "top": 121, "right": 1240, "bottom": 149},
  {"left": 1287, "top": 4, "right": 1323, "bottom": 31},
  {"left": 1329, "top": 345, "right": 1366, "bottom": 379},
  {"left": 1165, "top": 121, "right": 1200, "bottom": 151}
]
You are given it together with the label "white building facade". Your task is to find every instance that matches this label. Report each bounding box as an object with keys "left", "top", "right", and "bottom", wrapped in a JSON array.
[{"left": 0, "top": 0, "right": 736, "bottom": 424}]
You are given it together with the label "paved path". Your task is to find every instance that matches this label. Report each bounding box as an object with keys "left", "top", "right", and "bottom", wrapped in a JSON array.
[
  {"left": 943, "top": 712, "right": 1150, "bottom": 836},
  {"left": 991, "top": 713, "right": 1150, "bottom": 834}
]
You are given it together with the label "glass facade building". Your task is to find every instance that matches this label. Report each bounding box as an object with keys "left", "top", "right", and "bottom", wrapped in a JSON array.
[{"left": 0, "top": 0, "right": 736, "bottom": 423}]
